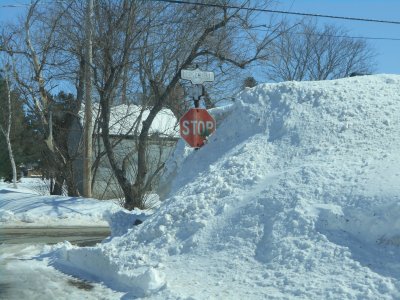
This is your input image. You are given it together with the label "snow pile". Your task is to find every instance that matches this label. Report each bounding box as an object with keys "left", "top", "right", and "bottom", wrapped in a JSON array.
[{"left": 53, "top": 75, "right": 400, "bottom": 299}]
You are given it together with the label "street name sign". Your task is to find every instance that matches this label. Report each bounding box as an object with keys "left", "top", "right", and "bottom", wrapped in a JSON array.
[{"left": 181, "top": 68, "right": 215, "bottom": 84}]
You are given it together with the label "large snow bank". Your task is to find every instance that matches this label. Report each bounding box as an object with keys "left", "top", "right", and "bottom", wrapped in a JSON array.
[{"left": 52, "top": 75, "right": 400, "bottom": 299}]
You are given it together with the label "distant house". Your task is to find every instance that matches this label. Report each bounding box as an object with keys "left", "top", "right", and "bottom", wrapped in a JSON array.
[{"left": 70, "top": 104, "right": 179, "bottom": 199}]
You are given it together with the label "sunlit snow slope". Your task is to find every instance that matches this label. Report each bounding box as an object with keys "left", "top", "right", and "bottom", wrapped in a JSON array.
[{"left": 54, "top": 75, "right": 400, "bottom": 299}]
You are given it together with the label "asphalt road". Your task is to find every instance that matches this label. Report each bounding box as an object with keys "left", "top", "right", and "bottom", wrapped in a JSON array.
[
  {"left": 0, "top": 226, "right": 110, "bottom": 247},
  {"left": 0, "top": 226, "right": 115, "bottom": 299}
]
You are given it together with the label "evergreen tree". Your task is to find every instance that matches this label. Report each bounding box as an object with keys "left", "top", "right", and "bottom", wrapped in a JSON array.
[{"left": 0, "top": 76, "right": 42, "bottom": 181}]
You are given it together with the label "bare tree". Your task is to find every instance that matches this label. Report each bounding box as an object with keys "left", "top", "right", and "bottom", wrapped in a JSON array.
[
  {"left": 93, "top": 1, "right": 281, "bottom": 210},
  {"left": 0, "top": 65, "right": 18, "bottom": 188},
  {"left": 1, "top": 1, "right": 83, "bottom": 195},
  {"left": 265, "top": 20, "right": 376, "bottom": 82},
  {"left": 88, "top": 0, "right": 138, "bottom": 205},
  {"left": 2, "top": 0, "right": 282, "bottom": 208}
]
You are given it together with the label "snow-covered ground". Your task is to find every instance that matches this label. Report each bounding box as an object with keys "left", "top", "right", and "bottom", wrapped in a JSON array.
[
  {"left": 0, "top": 178, "right": 124, "bottom": 227},
  {"left": 0, "top": 179, "right": 142, "bottom": 299},
  {"left": 2, "top": 74, "right": 400, "bottom": 299}
]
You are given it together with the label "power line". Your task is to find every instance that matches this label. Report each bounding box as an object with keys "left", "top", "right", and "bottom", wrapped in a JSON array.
[
  {"left": 0, "top": 0, "right": 56, "bottom": 8},
  {"left": 252, "top": 27, "right": 400, "bottom": 42},
  {"left": 157, "top": 0, "right": 400, "bottom": 42},
  {"left": 0, "top": 4, "right": 27, "bottom": 7},
  {"left": 155, "top": 0, "right": 400, "bottom": 25},
  {"left": 3, "top": 0, "right": 400, "bottom": 26},
  {"left": 2, "top": 0, "right": 400, "bottom": 42}
]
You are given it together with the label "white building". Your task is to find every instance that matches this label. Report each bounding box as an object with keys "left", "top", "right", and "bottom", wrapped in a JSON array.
[{"left": 70, "top": 104, "right": 179, "bottom": 199}]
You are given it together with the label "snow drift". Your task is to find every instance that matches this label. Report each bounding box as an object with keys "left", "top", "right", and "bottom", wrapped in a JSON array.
[{"left": 52, "top": 75, "right": 400, "bottom": 299}]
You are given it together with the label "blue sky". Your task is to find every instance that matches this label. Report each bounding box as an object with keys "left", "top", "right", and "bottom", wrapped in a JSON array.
[
  {"left": 274, "top": 0, "right": 400, "bottom": 74},
  {"left": 1, "top": 0, "right": 399, "bottom": 74}
]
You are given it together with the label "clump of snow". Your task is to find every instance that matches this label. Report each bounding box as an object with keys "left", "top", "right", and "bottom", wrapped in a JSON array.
[
  {"left": 50, "top": 75, "right": 400, "bottom": 298},
  {"left": 0, "top": 208, "right": 15, "bottom": 222},
  {"left": 102, "top": 194, "right": 160, "bottom": 237},
  {"left": 51, "top": 242, "right": 165, "bottom": 298},
  {"left": 103, "top": 210, "right": 150, "bottom": 237}
]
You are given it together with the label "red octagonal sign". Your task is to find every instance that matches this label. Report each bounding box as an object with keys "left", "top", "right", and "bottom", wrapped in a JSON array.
[{"left": 180, "top": 108, "right": 216, "bottom": 148}]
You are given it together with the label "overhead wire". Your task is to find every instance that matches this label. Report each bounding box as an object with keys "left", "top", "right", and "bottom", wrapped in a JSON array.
[
  {"left": 154, "top": 0, "right": 400, "bottom": 25},
  {"left": 2, "top": 0, "right": 400, "bottom": 25},
  {"left": 0, "top": 0, "right": 63, "bottom": 8},
  {"left": 251, "top": 27, "right": 400, "bottom": 42},
  {"left": 1, "top": 0, "right": 400, "bottom": 42},
  {"left": 154, "top": 0, "right": 400, "bottom": 42}
]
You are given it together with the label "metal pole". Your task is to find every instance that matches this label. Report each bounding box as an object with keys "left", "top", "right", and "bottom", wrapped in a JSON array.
[{"left": 83, "top": 0, "right": 93, "bottom": 197}]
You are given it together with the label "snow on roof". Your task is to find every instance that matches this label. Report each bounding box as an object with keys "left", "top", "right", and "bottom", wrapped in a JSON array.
[
  {"left": 80, "top": 103, "right": 179, "bottom": 137},
  {"left": 42, "top": 75, "right": 400, "bottom": 298}
]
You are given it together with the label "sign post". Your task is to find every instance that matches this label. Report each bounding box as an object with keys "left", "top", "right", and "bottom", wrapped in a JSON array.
[{"left": 180, "top": 66, "right": 216, "bottom": 148}]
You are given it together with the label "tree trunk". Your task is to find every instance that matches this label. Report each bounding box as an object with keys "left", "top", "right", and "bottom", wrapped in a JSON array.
[
  {"left": 99, "top": 91, "right": 140, "bottom": 209},
  {"left": 2, "top": 69, "right": 18, "bottom": 189},
  {"left": 66, "top": 160, "right": 80, "bottom": 197},
  {"left": 5, "top": 135, "right": 18, "bottom": 189},
  {"left": 51, "top": 174, "right": 64, "bottom": 195}
]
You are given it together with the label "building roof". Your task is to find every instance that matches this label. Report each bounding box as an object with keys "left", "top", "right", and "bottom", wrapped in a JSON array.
[{"left": 80, "top": 103, "right": 179, "bottom": 138}]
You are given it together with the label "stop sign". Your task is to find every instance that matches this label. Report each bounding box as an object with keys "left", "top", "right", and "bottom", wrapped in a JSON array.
[{"left": 180, "top": 108, "right": 216, "bottom": 148}]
